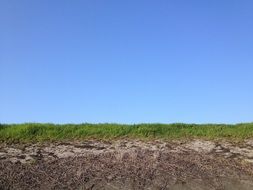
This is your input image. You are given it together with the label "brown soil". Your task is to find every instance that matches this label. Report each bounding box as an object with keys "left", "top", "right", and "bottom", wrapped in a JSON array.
[{"left": 1, "top": 140, "right": 253, "bottom": 190}]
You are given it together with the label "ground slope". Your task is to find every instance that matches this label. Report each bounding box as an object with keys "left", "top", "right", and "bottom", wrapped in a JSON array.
[{"left": 1, "top": 139, "right": 253, "bottom": 190}]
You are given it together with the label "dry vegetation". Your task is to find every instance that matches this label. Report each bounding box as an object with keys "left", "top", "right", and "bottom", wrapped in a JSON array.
[{"left": 1, "top": 139, "right": 253, "bottom": 190}]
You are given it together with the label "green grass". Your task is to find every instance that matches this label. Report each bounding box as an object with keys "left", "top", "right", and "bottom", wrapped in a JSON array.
[{"left": 0, "top": 123, "right": 253, "bottom": 143}]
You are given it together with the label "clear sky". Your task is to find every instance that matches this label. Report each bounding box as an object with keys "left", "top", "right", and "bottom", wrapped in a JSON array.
[{"left": 0, "top": 0, "right": 253, "bottom": 124}]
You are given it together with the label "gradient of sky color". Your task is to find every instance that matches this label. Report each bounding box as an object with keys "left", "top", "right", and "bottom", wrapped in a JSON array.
[{"left": 0, "top": 0, "right": 253, "bottom": 124}]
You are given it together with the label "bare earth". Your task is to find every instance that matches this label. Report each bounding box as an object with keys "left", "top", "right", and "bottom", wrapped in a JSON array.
[{"left": 1, "top": 139, "right": 253, "bottom": 190}]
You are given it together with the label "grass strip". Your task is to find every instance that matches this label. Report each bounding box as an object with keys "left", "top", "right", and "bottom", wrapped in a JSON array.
[{"left": 0, "top": 123, "right": 253, "bottom": 143}]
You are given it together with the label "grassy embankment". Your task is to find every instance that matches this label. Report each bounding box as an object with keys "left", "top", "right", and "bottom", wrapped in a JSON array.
[{"left": 0, "top": 123, "right": 253, "bottom": 143}]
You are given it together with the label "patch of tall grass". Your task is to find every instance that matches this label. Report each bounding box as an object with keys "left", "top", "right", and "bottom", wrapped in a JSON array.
[{"left": 0, "top": 123, "right": 253, "bottom": 143}]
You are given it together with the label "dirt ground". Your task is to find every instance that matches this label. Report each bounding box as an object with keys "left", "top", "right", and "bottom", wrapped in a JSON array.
[{"left": 1, "top": 139, "right": 253, "bottom": 190}]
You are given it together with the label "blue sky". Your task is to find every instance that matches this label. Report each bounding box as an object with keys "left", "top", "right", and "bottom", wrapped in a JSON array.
[{"left": 0, "top": 0, "right": 253, "bottom": 124}]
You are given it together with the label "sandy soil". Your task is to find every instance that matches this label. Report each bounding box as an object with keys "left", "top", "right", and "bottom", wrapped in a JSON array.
[{"left": 1, "top": 139, "right": 253, "bottom": 190}]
